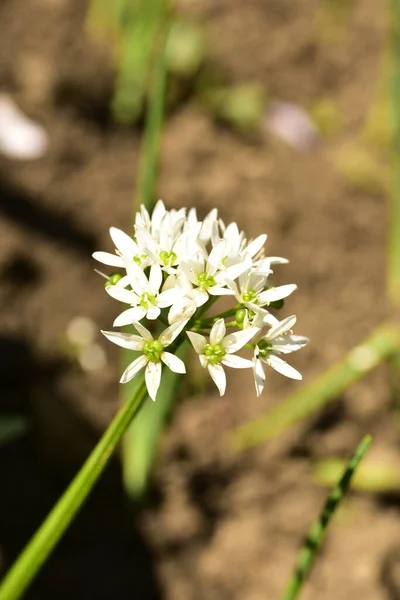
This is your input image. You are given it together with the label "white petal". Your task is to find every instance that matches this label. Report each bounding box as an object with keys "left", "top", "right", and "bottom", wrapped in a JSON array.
[
  {"left": 257, "top": 257, "right": 289, "bottom": 272},
  {"left": 258, "top": 284, "right": 297, "bottom": 305},
  {"left": 101, "top": 330, "right": 144, "bottom": 351},
  {"left": 115, "top": 275, "right": 130, "bottom": 288},
  {"left": 224, "top": 222, "right": 240, "bottom": 246},
  {"left": 132, "top": 321, "right": 153, "bottom": 341},
  {"left": 272, "top": 335, "right": 309, "bottom": 354},
  {"left": 186, "top": 331, "right": 207, "bottom": 354},
  {"left": 207, "top": 363, "right": 226, "bottom": 396},
  {"left": 146, "top": 306, "right": 161, "bottom": 320},
  {"left": 193, "top": 288, "right": 209, "bottom": 307},
  {"left": 245, "top": 234, "right": 267, "bottom": 258},
  {"left": 210, "top": 318, "right": 226, "bottom": 345},
  {"left": 267, "top": 315, "right": 297, "bottom": 340},
  {"left": 113, "top": 306, "right": 146, "bottom": 326},
  {"left": 145, "top": 361, "right": 162, "bottom": 401},
  {"left": 224, "top": 254, "right": 252, "bottom": 281},
  {"left": 207, "top": 241, "right": 226, "bottom": 274},
  {"left": 199, "top": 208, "right": 218, "bottom": 243},
  {"left": 149, "top": 263, "right": 163, "bottom": 295},
  {"left": 168, "top": 299, "right": 196, "bottom": 324},
  {"left": 106, "top": 285, "right": 136, "bottom": 304},
  {"left": 223, "top": 327, "right": 259, "bottom": 353},
  {"left": 109, "top": 227, "right": 137, "bottom": 258},
  {"left": 181, "top": 260, "right": 203, "bottom": 286},
  {"left": 157, "top": 288, "right": 181, "bottom": 308},
  {"left": 222, "top": 354, "right": 253, "bottom": 369},
  {"left": 151, "top": 200, "right": 167, "bottom": 233},
  {"left": 135, "top": 226, "right": 158, "bottom": 258},
  {"left": 161, "top": 351, "right": 186, "bottom": 374},
  {"left": 124, "top": 259, "right": 148, "bottom": 292},
  {"left": 225, "top": 278, "right": 239, "bottom": 295},
  {"left": 253, "top": 357, "right": 265, "bottom": 397},
  {"left": 159, "top": 319, "right": 188, "bottom": 346},
  {"left": 265, "top": 354, "right": 302, "bottom": 380},
  {"left": 92, "top": 251, "right": 124, "bottom": 267},
  {"left": 120, "top": 355, "right": 147, "bottom": 383},
  {"left": 208, "top": 286, "right": 235, "bottom": 296}
]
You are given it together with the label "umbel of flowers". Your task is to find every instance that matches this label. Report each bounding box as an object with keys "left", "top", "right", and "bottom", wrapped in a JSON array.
[{"left": 94, "top": 201, "right": 308, "bottom": 400}]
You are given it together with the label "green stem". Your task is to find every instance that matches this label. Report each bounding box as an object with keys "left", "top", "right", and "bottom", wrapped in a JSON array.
[
  {"left": 134, "top": 20, "right": 169, "bottom": 212},
  {"left": 195, "top": 307, "right": 238, "bottom": 326},
  {"left": 389, "top": 0, "right": 400, "bottom": 307},
  {"left": 281, "top": 435, "right": 372, "bottom": 600},
  {"left": 0, "top": 382, "right": 148, "bottom": 600}
]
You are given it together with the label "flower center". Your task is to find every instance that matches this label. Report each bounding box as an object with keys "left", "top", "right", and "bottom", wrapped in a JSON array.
[
  {"left": 134, "top": 253, "right": 147, "bottom": 266},
  {"left": 203, "top": 343, "right": 226, "bottom": 364},
  {"left": 242, "top": 289, "right": 257, "bottom": 303},
  {"left": 197, "top": 272, "right": 216, "bottom": 290},
  {"left": 160, "top": 250, "right": 177, "bottom": 267},
  {"left": 257, "top": 339, "right": 272, "bottom": 358},
  {"left": 142, "top": 340, "right": 164, "bottom": 362},
  {"left": 139, "top": 292, "right": 156, "bottom": 309}
]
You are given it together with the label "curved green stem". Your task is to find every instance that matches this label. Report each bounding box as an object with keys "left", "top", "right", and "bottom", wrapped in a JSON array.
[{"left": 0, "top": 382, "right": 148, "bottom": 600}]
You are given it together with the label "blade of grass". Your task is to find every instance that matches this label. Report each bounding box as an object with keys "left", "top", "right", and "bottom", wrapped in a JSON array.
[
  {"left": 0, "top": 382, "right": 148, "bottom": 600},
  {"left": 228, "top": 323, "right": 400, "bottom": 452},
  {"left": 281, "top": 434, "right": 372, "bottom": 600}
]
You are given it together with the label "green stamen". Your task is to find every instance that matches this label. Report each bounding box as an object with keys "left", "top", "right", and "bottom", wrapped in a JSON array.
[
  {"left": 258, "top": 339, "right": 272, "bottom": 358},
  {"left": 242, "top": 289, "right": 257, "bottom": 303},
  {"left": 197, "top": 272, "right": 216, "bottom": 290},
  {"left": 204, "top": 343, "right": 226, "bottom": 364},
  {"left": 134, "top": 253, "right": 147, "bottom": 266},
  {"left": 139, "top": 292, "right": 156, "bottom": 308},
  {"left": 142, "top": 339, "right": 164, "bottom": 362},
  {"left": 160, "top": 250, "right": 177, "bottom": 267}
]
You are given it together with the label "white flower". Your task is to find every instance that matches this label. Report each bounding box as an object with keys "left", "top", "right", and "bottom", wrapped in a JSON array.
[
  {"left": 253, "top": 315, "right": 309, "bottom": 396},
  {"left": 185, "top": 207, "right": 218, "bottom": 245},
  {"left": 187, "top": 318, "right": 259, "bottom": 396},
  {"left": 215, "top": 221, "right": 267, "bottom": 260},
  {"left": 93, "top": 227, "right": 150, "bottom": 270},
  {"left": 181, "top": 241, "right": 250, "bottom": 305},
  {"left": 107, "top": 261, "right": 180, "bottom": 325},
  {"left": 227, "top": 267, "right": 297, "bottom": 309},
  {"left": 101, "top": 320, "right": 188, "bottom": 400}
]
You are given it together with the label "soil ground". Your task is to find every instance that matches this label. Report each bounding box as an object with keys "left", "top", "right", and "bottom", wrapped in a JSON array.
[{"left": 0, "top": 0, "right": 398, "bottom": 599}]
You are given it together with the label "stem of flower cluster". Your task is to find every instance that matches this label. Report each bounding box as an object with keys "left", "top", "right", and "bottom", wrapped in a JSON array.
[{"left": 0, "top": 382, "right": 148, "bottom": 600}]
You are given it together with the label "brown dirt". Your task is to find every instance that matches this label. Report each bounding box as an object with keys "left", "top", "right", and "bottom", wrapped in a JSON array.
[{"left": 0, "top": 0, "right": 398, "bottom": 599}]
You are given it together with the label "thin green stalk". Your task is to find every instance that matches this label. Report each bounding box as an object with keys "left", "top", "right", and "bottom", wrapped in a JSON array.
[
  {"left": 0, "top": 382, "right": 147, "bottom": 600},
  {"left": 121, "top": 21, "right": 175, "bottom": 498},
  {"left": 134, "top": 22, "right": 169, "bottom": 212},
  {"left": 389, "top": 0, "right": 400, "bottom": 306},
  {"left": 228, "top": 323, "right": 400, "bottom": 451},
  {"left": 281, "top": 435, "right": 372, "bottom": 600}
]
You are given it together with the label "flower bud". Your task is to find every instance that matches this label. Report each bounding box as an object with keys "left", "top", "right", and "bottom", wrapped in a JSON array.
[
  {"left": 105, "top": 272, "right": 122, "bottom": 288},
  {"left": 269, "top": 298, "right": 284, "bottom": 309},
  {"left": 235, "top": 308, "right": 247, "bottom": 329}
]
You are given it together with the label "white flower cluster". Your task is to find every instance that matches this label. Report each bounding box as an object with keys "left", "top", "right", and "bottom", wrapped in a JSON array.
[{"left": 94, "top": 201, "right": 308, "bottom": 400}]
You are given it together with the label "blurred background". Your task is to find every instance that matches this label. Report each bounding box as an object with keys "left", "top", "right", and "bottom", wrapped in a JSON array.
[{"left": 0, "top": 0, "right": 396, "bottom": 599}]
